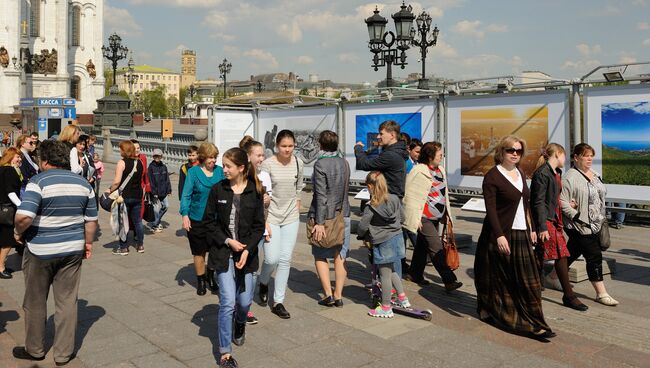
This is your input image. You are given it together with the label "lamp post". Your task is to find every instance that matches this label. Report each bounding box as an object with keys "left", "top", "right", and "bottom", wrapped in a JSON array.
[
  {"left": 218, "top": 58, "right": 232, "bottom": 98},
  {"left": 102, "top": 33, "right": 128, "bottom": 95},
  {"left": 187, "top": 84, "right": 196, "bottom": 124},
  {"left": 365, "top": 2, "right": 415, "bottom": 87},
  {"left": 123, "top": 53, "right": 139, "bottom": 98},
  {"left": 410, "top": 11, "right": 439, "bottom": 90}
]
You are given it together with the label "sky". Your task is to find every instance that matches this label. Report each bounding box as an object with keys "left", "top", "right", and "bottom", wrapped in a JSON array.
[
  {"left": 602, "top": 102, "right": 650, "bottom": 142},
  {"left": 104, "top": 0, "right": 650, "bottom": 84}
]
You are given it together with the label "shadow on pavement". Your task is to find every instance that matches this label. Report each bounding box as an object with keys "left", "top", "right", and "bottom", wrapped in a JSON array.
[
  {"left": 192, "top": 304, "right": 220, "bottom": 359},
  {"left": 0, "top": 302, "right": 20, "bottom": 334},
  {"left": 75, "top": 299, "right": 106, "bottom": 351}
]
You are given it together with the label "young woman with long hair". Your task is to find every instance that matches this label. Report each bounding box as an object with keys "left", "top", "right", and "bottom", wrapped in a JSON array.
[
  {"left": 204, "top": 147, "right": 265, "bottom": 368},
  {"left": 257, "top": 130, "right": 304, "bottom": 319},
  {"left": 0, "top": 148, "right": 23, "bottom": 278}
]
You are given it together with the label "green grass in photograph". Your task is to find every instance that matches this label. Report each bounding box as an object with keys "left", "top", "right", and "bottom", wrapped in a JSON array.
[{"left": 602, "top": 145, "right": 650, "bottom": 186}]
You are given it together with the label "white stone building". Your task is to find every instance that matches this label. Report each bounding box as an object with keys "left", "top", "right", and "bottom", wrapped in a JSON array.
[{"left": 0, "top": 0, "right": 104, "bottom": 129}]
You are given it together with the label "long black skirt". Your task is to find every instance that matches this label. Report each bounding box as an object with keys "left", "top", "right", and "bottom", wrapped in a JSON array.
[{"left": 474, "top": 229, "right": 551, "bottom": 334}]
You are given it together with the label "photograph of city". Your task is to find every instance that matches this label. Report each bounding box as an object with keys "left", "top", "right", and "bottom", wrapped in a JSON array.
[
  {"left": 601, "top": 101, "right": 650, "bottom": 185},
  {"left": 460, "top": 105, "right": 549, "bottom": 178}
]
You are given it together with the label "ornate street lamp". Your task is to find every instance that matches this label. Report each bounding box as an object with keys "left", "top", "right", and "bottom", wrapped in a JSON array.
[
  {"left": 123, "top": 53, "right": 139, "bottom": 97},
  {"left": 102, "top": 33, "right": 128, "bottom": 94},
  {"left": 365, "top": 2, "right": 415, "bottom": 87},
  {"left": 218, "top": 58, "right": 232, "bottom": 98},
  {"left": 188, "top": 84, "right": 197, "bottom": 101},
  {"left": 410, "top": 11, "right": 439, "bottom": 89},
  {"left": 187, "top": 84, "right": 197, "bottom": 124}
]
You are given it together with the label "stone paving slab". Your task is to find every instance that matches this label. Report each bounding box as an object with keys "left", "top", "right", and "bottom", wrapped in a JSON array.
[{"left": 1, "top": 162, "right": 649, "bottom": 367}]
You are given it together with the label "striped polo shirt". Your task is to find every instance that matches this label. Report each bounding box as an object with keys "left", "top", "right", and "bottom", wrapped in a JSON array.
[{"left": 17, "top": 168, "right": 98, "bottom": 259}]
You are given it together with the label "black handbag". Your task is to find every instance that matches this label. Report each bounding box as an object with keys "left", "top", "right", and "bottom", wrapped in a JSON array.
[
  {"left": 598, "top": 222, "right": 611, "bottom": 251},
  {"left": 0, "top": 203, "right": 15, "bottom": 226},
  {"left": 143, "top": 193, "right": 156, "bottom": 223}
]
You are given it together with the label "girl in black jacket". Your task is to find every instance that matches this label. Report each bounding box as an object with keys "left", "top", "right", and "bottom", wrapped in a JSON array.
[{"left": 204, "top": 147, "right": 265, "bottom": 368}]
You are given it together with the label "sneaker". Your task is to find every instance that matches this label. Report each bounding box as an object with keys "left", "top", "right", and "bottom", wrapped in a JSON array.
[
  {"left": 271, "top": 303, "right": 291, "bottom": 319},
  {"left": 136, "top": 245, "right": 145, "bottom": 253},
  {"left": 246, "top": 311, "right": 258, "bottom": 325},
  {"left": 368, "top": 305, "right": 394, "bottom": 318},
  {"left": 395, "top": 297, "right": 411, "bottom": 309},
  {"left": 232, "top": 322, "right": 246, "bottom": 346},
  {"left": 154, "top": 225, "right": 163, "bottom": 233},
  {"left": 219, "top": 354, "right": 238, "bottom": 368},
  {"left": 112, "top": 248, "right": 129, "bottom": 256}
]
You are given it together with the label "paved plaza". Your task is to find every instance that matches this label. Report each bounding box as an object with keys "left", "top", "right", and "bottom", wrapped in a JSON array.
[{"left": 1, "top": 163, "right": 649, "bottom": 368}]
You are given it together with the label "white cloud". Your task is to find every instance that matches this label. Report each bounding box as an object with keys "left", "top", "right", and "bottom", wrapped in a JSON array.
[
  {"left": 278, "top": 21, "right": 303, "bottom": 43},
  {"left": 461, "top": 54, "right": 501, "bottom": 67},
  {"left": 638, "top": 22, "right": 650, "bottom": 30},
  {"left": 431, "top": 40, "right": 458, "bottom": 58},
  {"left": 338, "top": 53, "right": 359, "bottom": 63},
  {"left": 451, "top": 20, "right": 508, "bottom": 39},
  {"left": 633, "top": 0, "right": 647, "bottom": 6},
  {"left": 510, "top": 55, "right": 523, "bottom": 67},
  {"left": 243, "top": 49, "right": 279, "bottom": 69},
  {"left": 201, "top": 10, "right": 229, "bottom": 30},
  {"left": 576, "top": 43, "right": 602, "bottom": 57},
  {"left": 223, "top": 45, "right": 241, "bottom": 58},
  {"left": 561, "top": 59, "right": 600, "bottom": 70},
  {"left": 297, "top": 56, "right": 314, "bottom": 65},
  {"left": 643, "top": 39, "right": 650, "bottom": 46},
  {"left": 164, "top": 44, "right": 188, "bottom": 58},
  {"left": 104, "top": 5, "right": 142, "bottom": 36},
  {"left": 210, "top": 33, "right": 236, "bottom": 42},
  {"left": 128, "top": 0, "right": 221, "bottom": 7},
  {"left": 602, "top": 102, "right": 650, "bottom": 114}
]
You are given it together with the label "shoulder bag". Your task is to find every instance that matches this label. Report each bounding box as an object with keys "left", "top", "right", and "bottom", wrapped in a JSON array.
[
  {"left": 306, "top": 159, "right": 348, "bottom": 248},
  {"left": 0, "top": 203, "right": 15, "bottom": 226},
  {"left": 99, "top": 163, "right": 138, "bottom": 212},
  {"left": 442, "top": 216, "right": 460, "bottom": 271}
]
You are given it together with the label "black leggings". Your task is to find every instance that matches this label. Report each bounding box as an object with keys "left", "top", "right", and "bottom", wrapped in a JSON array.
[{"left": 566, "top": 228, "right": 603, "bottom": 282}]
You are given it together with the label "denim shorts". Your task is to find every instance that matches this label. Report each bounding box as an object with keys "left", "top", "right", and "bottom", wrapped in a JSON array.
[{"left": 372, "top": 234, "right": 405, "bottom": 265}]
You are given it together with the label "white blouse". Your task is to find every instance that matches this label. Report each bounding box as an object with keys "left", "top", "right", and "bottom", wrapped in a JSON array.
[{"left": 497, "top": 165, "right": 527, "bottom": 230}]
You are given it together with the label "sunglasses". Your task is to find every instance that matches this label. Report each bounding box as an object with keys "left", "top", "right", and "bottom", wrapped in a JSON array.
[{"left": 504, "top": 148, "right": 524, "bottom": 155}]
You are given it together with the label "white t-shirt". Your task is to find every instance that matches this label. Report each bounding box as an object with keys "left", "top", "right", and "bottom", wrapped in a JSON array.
[{"left": 497, "top": 165, "right": 527, "bottom": 230}]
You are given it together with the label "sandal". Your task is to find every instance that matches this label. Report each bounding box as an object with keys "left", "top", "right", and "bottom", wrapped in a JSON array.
[{"left": 595, "top": 294, "right": 619, "bottom": 306}]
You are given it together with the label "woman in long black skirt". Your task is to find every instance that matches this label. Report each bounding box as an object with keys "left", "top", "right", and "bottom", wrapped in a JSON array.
[{"left": 474, "top": 135, "right": 555, "bottom": 341}]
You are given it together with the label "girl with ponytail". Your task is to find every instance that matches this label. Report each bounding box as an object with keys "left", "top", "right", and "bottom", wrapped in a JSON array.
[
  {"left": 530, "top": 143, "right": 588, "bottom": 311},
  {"left": 204, "top": 147, "right": 265, "bottom": 368}
]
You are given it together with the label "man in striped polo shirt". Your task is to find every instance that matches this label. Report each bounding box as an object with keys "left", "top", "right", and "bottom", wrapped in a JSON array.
[{"left": 12, "top": 139, "right": 98, "bottom": 366}]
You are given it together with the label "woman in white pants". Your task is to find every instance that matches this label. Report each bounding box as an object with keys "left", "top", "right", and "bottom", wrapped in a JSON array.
[{"left": 258, "top": 129, "right": 304, "bottom": 319}]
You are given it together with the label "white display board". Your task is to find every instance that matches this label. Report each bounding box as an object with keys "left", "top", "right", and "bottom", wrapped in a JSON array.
[
  {"left": 584, "top": 85, "right": 650, "bottom": 203},
  {"left": 257, "top": 106, "right": 338, "bottom": 178},
  {"left": 343, "top": 100, "right": 436, "bottom": 181},
  {"left": 446, "top": 91, "right": 570, "bottom": 191},
  {"left": 213, "top": 109, "right": 255, "bottom": 165}
]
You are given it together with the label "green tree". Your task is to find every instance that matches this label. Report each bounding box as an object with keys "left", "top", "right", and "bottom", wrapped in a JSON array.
[
  {"left": 299, "top": 88, "right": 309, "bottom": 96},
  {"left": 140, "top": 86, "right": 168, "bottom": 118}
]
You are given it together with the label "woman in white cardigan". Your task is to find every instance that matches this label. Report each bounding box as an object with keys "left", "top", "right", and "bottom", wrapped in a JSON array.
[{"left": 403, "top": 142, "right": 462, "bottom": 292}]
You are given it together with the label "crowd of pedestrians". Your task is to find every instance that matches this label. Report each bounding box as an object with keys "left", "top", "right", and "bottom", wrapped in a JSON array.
[{"left": 0, "top": 121, "right": 625, "bottom": 366}]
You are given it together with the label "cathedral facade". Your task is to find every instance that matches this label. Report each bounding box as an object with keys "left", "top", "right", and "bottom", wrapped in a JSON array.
[{"left": 0, "top": 0, "right": 104, "bottom": 128}]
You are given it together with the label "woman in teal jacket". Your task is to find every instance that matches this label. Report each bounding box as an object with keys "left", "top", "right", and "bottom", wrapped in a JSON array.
[{"left": 180, "top": 143, "right": 224, "bottom": 295}]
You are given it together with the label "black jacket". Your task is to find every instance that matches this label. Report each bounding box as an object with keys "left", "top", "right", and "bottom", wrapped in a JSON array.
[
  {"left": 354, "top": 140, "right": 408, "bottom": 198},
  {"left": 19, "top": 152, "right": 38, "bottom": 187},
  {"left": 204, "top": 179, "right": 265, "bottom": 273},
  {"left": 148, "top": 160, "right": 172, "bottom": 198},
  {"left": 530, "top": 163, "right": 562, "bottom": 233}
]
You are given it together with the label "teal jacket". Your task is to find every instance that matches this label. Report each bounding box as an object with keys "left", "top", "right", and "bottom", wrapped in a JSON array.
[{"left": 180, "top": 165, "right": 225, "bottom": 221}]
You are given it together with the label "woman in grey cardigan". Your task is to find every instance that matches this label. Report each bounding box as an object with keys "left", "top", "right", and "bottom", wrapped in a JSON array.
[
  {"left": 308, "top": 131, "right": 351, "bottom": 307},
  {"left": 560, "top": 143, "right": 618, "bottom": 306}
]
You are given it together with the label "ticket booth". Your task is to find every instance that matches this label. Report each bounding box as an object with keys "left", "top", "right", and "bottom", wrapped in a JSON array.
[{"left": 19, "top": 98, "right": 76, "bottom": 140}]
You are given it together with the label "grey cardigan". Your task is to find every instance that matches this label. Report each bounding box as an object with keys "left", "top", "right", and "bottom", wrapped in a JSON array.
[
  {"left": 307, "top": 155, "right": 350, "bottom": 224},
  {"left": 560, "top": 167, "right": 605, "bottom": 235}
]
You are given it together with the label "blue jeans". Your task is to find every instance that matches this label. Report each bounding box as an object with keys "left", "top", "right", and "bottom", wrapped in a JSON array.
[
  {"left": 258, "top": 220, "right": 299, "bottom": 304},
  {"left": 122, "top": 197, "right": 144, "bottom": 247},
  {"left": 613, "top": 202, "right": 626, "bottom": 225},
  {"left": 152, "top": 196, "right": 169, "bottom": 228},
  {"left": 217, "top": 258, "right": 254, "bottom": 354}
]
